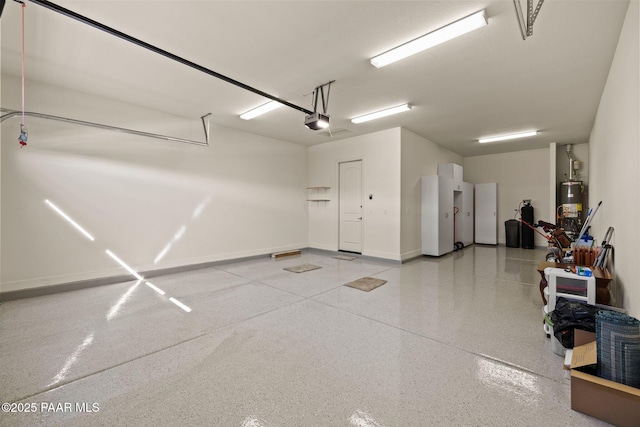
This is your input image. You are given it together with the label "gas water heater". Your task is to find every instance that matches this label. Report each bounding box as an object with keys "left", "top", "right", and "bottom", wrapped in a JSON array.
[{"left": 559, "top": 145, "right": 584, "bottom": 238}]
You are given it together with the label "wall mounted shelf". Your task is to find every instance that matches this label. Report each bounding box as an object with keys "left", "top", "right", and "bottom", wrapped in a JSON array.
[{"left": 306, "top": 186, "right": 331, "bottom": 201}]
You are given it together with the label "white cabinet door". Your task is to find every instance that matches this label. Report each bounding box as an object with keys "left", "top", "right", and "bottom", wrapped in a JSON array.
[
  {"left": 475, "top": 183, "right": 498, "bottom": 245},
  {"left": 438, "top": 176, "right": 454, "bottom": 255},
  {"left": 421, "top": 176, "right": 439, "bottom": 256},
  {"left": 462, "top": 182, "right": 474, "bottom": 245},
  {"left": 421, "top": 176, "right": 453, "bottom": 256}
]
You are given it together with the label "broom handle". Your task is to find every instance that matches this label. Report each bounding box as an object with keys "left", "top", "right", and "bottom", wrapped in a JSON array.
[{"left": 574, "top": 201, "right": 602, "bottom": 247}]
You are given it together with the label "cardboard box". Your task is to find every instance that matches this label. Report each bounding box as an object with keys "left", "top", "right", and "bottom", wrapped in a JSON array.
[{"left": 570, "top": 330, "right": 640, "bottom": 427}]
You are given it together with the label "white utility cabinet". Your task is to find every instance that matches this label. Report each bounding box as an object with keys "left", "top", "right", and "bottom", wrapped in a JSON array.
[
  {"left": 422, "top": 165, "right": 475, "bottom": 256},
  {"left": 421, "top": 175, "right": 454, "bottom": 256},
  {"left": 460, "top": 181, "right": 474, "bottom": 245},
  {"left": 474, "top": 183, "right": 498, "bottom": 245},
  {"left": 438, "top": 163, "right": 463, "bottom": 184}
]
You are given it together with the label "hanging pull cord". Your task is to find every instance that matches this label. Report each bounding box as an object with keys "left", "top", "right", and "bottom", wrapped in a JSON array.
[{"left": 18, "top": 1, "right": 28, "bottom": 147}]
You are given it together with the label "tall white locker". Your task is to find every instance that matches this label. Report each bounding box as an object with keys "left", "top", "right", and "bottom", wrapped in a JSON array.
[
  {"left": 475, "top": 183, "right": 498, "bottom": 245},
  {"left": 461, "top": 181, "right": 474, "bottom": 245},
  {"left": 421, "top": 176, "right": 453, "bottom": 256},
  {"left": 453, "top": 182, "right": 474, "bottom": 247}
]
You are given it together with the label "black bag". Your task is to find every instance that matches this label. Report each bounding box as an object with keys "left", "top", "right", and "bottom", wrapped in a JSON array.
[{"left": 549, "top": 297, "right": 598, "bottom": 348}]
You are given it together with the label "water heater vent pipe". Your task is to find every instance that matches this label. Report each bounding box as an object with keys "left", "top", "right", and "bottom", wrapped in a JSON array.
[{"left": 565, "top": 144, "right": 576, "bottom": 180}]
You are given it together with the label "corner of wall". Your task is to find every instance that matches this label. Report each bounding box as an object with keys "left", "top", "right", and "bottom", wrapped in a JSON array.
[{"left": 588, "top": 0, "right": 639, "bottom": 317}]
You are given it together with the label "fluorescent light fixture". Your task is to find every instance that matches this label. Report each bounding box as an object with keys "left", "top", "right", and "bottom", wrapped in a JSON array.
[
  {"left": 478, "top": 130, "right": 538, "bottom": 143},
  {"left": 169, "top": 297, "right": 192, "bottom": 313},
  {"left": 351, "top": 104, "right": 412, "bottom": 124},
  {"left": 106, "top": 249, "right": 144, "bottom": 280},
  {"left": 240, "top": 101, "right": 283, "bottom": 120},
  {"left": 44, "top": 199, "right": 95, "bottom": 241},
  {"left": 145, "top": 281, "right": 166, "bottom": 295},
  {"left": 371, "top": 10, "right": 488, "bottom": 68}
]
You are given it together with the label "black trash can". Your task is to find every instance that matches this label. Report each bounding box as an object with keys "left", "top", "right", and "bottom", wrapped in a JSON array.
[{"left": 505, "top": 219, "right": 520, "bottom": 248}]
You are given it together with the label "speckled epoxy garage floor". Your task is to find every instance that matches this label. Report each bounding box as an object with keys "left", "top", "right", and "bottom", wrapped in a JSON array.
[{"left": 0, "top": 246, "right": 609, "bottom": 426}]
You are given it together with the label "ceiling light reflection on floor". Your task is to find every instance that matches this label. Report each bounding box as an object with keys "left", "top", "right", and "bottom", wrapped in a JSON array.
[
  {"left": 48, "top": 332, "right": 95, "bottom": 387},
  {"left": 349, "top": 409, "right": 386, "bottom": 427},
  {"left": 145, "top": 282, "right": 166, "bottom": 295},
  {"left": 106, "top": 249, "right": 144, "bottom": 280},
  {"left": 154, "top": 197, "right": 212, "bottom": 265},
  {"left": 191, "top": 196, "right": 211, "bottom": 220},
  {"left": 106, "top": 280, "right": 142, "bottom": 320},
  {"left": 169, "top": 297, "right": 192, "bottom": 313},
  {"left": 476, "top": 358, "right": 541, "bottom": 405},
  {"left": 241, "top": 416, "right": 267, "bottom": 427},
  {"left": 44, "top": 199, "right": 95, "bottom": 241},
  {"left": 153, "top": 224, "right": 186, "bottom": 264},
  {"left": 153, "top": 244, "right": 172, "bottom": 265}
]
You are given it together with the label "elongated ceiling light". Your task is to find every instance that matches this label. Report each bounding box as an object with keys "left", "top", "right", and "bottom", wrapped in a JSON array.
[
  {"left": 371, "top": 10, "right": 488, "bottom": 68},
  {"left": 478, "top": 130, "right": 538, "bottom": 143},
  {"left": 240, "top": 101, "right": 283, "bottom": 120},
  {"left": 351, "top": 104, "right": 412, "bottom": 124}
]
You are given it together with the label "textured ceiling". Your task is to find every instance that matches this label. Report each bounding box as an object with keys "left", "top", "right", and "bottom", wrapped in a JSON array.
[{"left": 0, "top": 1, "right": 630, "bottom": 156}]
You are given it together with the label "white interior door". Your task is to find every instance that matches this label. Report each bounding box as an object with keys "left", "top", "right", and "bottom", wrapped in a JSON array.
[
  {"left": 475, "top": 183, "right": 498, "bottom": 244},
  {"left": 339, "top": 160, "right": 362, "bottom": 253}
]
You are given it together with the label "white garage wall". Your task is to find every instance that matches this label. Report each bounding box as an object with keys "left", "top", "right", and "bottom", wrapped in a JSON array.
[
  {"left": 463, "top": 148, "right": 550, "bottom": 247},
  {"left": 1, "top": 76, "right": 308, "bottom": 293},
  {"left": 308, "top": 128, "right": 402, "bottom": 260},
  {"left": 589, "top": 0, "right": 639, "bottom": 316},
  {"left": 400, "top": 128, "right": 463, "bottom": 260}
]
